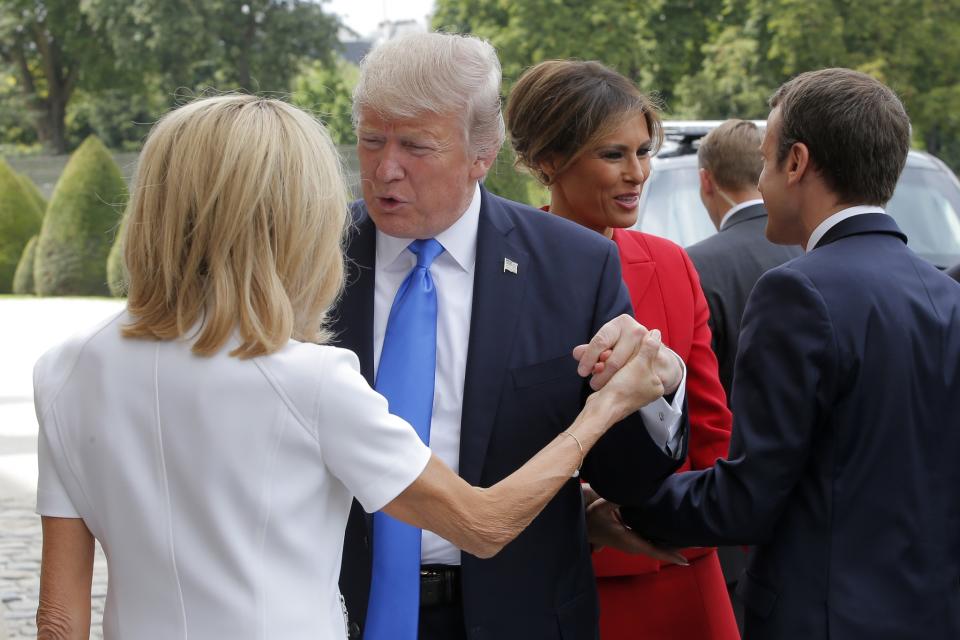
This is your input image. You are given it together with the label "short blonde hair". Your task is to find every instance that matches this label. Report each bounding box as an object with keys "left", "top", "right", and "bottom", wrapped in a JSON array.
[
  {"left": 697, "top": 120, "right": 764, "bottom": 191},
  {"left": 353, "top": 32, "right": 504, "bottom": 159},
  {"left": 122, "top": 95, "right": 349, "bottom": 358}
]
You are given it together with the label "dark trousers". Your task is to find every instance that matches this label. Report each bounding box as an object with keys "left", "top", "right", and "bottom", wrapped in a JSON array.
[{"left": 418, "top": 601, "right": 467, "bottom": 640}]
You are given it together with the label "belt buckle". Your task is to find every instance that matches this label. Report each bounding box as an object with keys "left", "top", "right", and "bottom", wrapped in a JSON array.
[{"left": 420, "top": 565, "right": 458, "bottom": 607}]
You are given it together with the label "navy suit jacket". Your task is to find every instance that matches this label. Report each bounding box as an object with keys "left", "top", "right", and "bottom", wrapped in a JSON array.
[
  {"left": 623, "top": 213, "right": 960, "bottom": 639},
  {"left": 334, "top": 187, "right": 686, "bottom": 639}
]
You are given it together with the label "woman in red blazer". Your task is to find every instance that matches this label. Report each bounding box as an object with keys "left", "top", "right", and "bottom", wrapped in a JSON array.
[{"left": 507, "top": 60, "right": 739, "bottom": 639}]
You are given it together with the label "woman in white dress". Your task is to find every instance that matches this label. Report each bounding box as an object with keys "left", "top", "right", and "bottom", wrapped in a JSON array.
[{"left": 34, "top": 95, "right": 667, "bottom": 639}]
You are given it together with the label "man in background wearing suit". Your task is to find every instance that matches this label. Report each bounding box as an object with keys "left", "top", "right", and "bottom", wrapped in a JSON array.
[
  {"left": 333, "top": 32, "right": 688, "bottom": 640},
  {"left": 622, "top": 68, "right": 960, "bottom": 639},
  {"left": 686, "top": 120, "right": 802, "bottom": 401}
]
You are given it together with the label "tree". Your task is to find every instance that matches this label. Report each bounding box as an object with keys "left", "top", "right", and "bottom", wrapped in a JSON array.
[
  {"left": 83, "top": 0, "right": 341, "bottom": 93},
  {"left": 0, "top": 158, "right": 42, "bottom": 291},
  {"left": 34, "top": 136, "right": 127, "bottom": 296},
  {"left": 0, "top": 0, "right": 124, "bottom": 153},
  {"left": 432, "top": 0, "right": 650, "bottom": 89},
  {"left": 0, "top": 1, "right": 341, "bottom": 152},
  {"left": 672, "top": 25, "right": 774, "bottom": 119},
  {"left": 482, "top": 145, "right": 546, "bottom": 207},
  {"left": 292, "top": 59, "right": 359, "bottom": 145}
]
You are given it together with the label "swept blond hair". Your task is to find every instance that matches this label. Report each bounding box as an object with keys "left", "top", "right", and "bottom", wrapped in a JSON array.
[{"left": 122, "top": 94, "right": 348, "bottom": 358}]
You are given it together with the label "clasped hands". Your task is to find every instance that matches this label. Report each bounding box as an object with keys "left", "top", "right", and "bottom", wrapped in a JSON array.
[
  {"left": 572, "top": 314, "right": 687, "bottom": 564},
  {"left": 573, "top": 313, "right": 683, "bottom": 397}
]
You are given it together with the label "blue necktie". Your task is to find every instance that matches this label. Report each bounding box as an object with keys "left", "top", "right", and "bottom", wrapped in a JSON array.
[{"left": 365, "top": 238, "right": 445, "bottom": 640}]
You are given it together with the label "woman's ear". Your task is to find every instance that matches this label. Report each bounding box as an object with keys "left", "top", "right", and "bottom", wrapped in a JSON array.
[{"left": 539, "top": 157, "right": 558, "bottom": 184}]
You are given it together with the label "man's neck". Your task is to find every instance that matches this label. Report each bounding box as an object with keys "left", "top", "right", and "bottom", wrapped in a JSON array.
[
  {"left": 717, "top": 190, "right": 763, "bottom": 230},
  {"left": 799, "top": 199, "right": 861, "bottom": 248}
]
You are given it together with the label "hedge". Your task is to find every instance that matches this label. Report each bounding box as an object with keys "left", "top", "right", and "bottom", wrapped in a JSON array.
[
  {"left": 0, "top": 159, "right": 42, "bottom": 292},
  {"left": 17, "top": 173, "right": 47, "bottom": 217},
  {"left": 33, "top": 136, "right": 127, "bottom": 296},
  {"left": 12, "top": 235, "right": 38, "bottom": 295}
]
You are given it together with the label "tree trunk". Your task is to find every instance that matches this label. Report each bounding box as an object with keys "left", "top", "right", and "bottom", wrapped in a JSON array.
[{"left": 7, "top": 20, "right": 75, "bottom": 154}]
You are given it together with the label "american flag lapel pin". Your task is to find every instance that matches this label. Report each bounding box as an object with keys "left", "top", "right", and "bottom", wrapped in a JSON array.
[{"left": 503, "top": 257, "right": 519, "bottom": 274}]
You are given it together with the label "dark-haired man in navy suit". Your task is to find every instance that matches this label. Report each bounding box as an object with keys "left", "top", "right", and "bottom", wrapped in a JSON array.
[
  {"left": 333, "top": 32, "right": 688, "bottom": 640},
  {"left": 623, "top": 68, "right": 960, "bottom": 639}
]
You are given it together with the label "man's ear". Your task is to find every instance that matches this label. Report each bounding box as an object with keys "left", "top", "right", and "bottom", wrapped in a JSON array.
[
  {"left": 471, "top": 145, "right": 499, "bottom": 181},
  {"left": 699, "top": 168, "right": 714, "bottom": 195},
  {"left": 786, "top": 142, "right": 811, "bottom": 186}
]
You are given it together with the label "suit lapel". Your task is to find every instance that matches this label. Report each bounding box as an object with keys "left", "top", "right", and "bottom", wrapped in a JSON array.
[
  {"left": 612, "top": 229, "right": 667, "bottom": 343},
  {"left": 459, "top": 190, "right": 529, "bottom": 485}
]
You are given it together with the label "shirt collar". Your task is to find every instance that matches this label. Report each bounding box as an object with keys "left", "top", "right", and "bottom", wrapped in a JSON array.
[
  {"left": 376, "top": 182, "right": 481, "bottom": 272},
  {"left": 806, "top": 205, "right": 886, "bottom": 252},
  {"left": 719, "top": 199, "right": 765, "bottom": 231}
]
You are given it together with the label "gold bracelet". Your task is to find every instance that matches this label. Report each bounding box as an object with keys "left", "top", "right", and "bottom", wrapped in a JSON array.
[{"left": 562, "top": 430, "right": 584, "bottom": 478}]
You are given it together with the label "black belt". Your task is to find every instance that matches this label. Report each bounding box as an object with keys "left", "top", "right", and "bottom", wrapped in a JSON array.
[{"left": 420, "top": 564, "right": 461, "bottom": 607}]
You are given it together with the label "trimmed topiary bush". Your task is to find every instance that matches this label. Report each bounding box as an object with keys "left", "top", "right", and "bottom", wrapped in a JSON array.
[
  {"left": 34, "top": 136, "right": 127, "bottom": 296},
  {"left": 106, "top": 214, "right": 127, "bottom": 297},
  {"left": 0, "top": 158, "right": 43, "bottom": 292},
  {"left": 16, "top": 173, "right": 47, "bottom": 218},
  {"left": 12, "top": 235, "right": 38, "bottom": 295}
]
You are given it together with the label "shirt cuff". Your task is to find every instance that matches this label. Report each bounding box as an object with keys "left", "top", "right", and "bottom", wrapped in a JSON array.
[{"left": 638, "top": 347, "right": 687, "bottom": 458}]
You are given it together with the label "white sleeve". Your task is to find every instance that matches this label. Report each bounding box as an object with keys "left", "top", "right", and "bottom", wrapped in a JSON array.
[
  {"left": 638, "top": 346, "right": 687, "bottom": 458},
  {"left": 35, "top": 416, "right": 82, "bottom": 518},
  {"left": 315, "top": 348, "right": 432, "bottom": 513}
]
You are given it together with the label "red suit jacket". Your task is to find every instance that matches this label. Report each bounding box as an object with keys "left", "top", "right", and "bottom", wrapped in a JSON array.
[{"left": 595, "top": 229, "right": 738, "bottom": 639}]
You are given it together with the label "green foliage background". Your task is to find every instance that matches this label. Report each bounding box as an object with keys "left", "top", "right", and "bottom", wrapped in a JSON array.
[
  {"left": 106, "top": 214, "right": 127, "bottom": 298},
  {"left": 33, "top": 136, "right": 127, "bottom": 296},
  {"left": 0, "top": 159, "right": 42, "bottom": 292},
  {"left": 434, "top": 0, "right": 960, "bottom": 172},
  {"left": 12, "top": 234, "right": 38, "bottom": 295},
  {"left": 1, "top": 0, "right": 959, "bottom": 221},
  {"left": 16, "top": 173, "right": 46, "bottom": 215}
]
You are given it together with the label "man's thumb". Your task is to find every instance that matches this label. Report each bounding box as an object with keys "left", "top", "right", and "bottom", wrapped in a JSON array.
[{"left": 638, "top": 329, "right": 662, "bottom": 362}]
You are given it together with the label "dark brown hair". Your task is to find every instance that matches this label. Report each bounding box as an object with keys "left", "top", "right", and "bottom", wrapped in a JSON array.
[
  {"left": 697, "top": 120, "right": 764, "bottom": 191},
  {"left": 506, "top": 60, "right": 663, "bottom": 184},
  {"left": 769, "top": 68, "right": 910, "bottom": 205}
]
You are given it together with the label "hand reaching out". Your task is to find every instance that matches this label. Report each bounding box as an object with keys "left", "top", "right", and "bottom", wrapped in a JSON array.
[{"left": 582, "top": 484, "right": 687, "bottom": 565}]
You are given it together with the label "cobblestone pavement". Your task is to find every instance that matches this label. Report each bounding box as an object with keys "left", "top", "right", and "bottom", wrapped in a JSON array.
[{"left": 0, "top": 494, "right": 108, "bottom": 639}]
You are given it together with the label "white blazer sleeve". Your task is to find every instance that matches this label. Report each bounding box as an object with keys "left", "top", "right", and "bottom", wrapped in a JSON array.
[{"left": 315, "top": 348, "right": 432, "bottom": 513}]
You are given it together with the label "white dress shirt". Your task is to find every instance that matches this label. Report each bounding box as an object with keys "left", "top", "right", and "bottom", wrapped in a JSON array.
[
  {"left": 719, "top": 198, "right": 766, "bottom": 231},
  {"left": 35, "top": 312, "right": 431, "bottom": 640},
  {"left": 373, "top": 183, "right": 686, "bottom": 565},
  {"left": 806, "top": 205, "right": 886, "bottom": 252}
]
